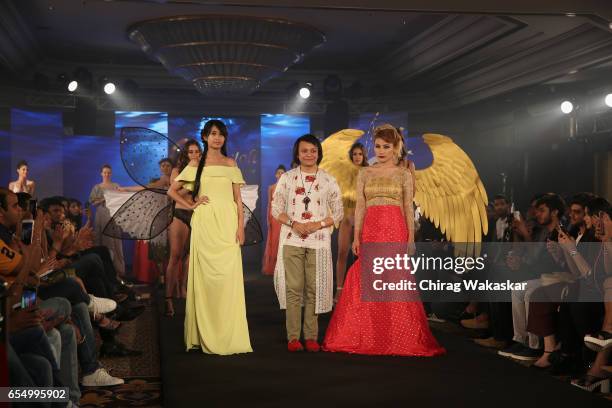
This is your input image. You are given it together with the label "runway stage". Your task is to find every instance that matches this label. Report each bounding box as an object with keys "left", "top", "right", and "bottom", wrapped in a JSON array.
[{"left": 159, "top": 274, "right": 609, "bottom": 407}]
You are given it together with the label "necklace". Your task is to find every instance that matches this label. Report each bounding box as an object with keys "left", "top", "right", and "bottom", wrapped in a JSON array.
[{"left": 299, "top": 167, "right": 318, "bottom": 211}]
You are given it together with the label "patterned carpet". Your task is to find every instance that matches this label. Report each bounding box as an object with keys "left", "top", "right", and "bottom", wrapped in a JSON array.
[{"left": 80, "top": 285, "right": 162, "bottom": 407}]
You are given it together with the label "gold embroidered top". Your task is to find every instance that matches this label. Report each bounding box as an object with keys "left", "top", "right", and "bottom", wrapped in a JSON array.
[{"left": 354, "top": 166, "right": 414, "bottom": 241}]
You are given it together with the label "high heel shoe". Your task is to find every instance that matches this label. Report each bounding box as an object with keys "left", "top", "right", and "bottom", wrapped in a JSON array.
[
  {"left": 584, "top": 331, "right": 612, "bottom": 352},
  {"left": 165, "top": 297, "right": 175, "bottom": 317},
  {"left": 571, "top": 374, "right": 610, "bottom": 393}
]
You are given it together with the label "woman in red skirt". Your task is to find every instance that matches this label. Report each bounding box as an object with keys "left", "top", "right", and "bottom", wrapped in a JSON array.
[
  {"left": 323, "top": 124, "right": 445, "bottom": 357},
  {"left": 262, "top": 165, "right": 286, "bottom": 275}
]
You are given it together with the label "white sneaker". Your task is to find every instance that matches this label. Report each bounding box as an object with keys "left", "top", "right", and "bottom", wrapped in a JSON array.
[
  {"left": 427, "top": 313, "right": 446, "bottom": 323},
  {"left": 584, "top": 332, "right": 612, "bottom": 352},
  {"left": 81, "top": 367, "right": 124, "bottom": 387},
  {"left": 88, "top": 295, "right": 117, "bottom": 316}
]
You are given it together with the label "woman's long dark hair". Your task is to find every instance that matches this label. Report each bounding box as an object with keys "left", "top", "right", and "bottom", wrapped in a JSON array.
[
  {"left": 349, "top": 142, "right": 369, "bottom": 167},
  {"left": 177, "top": 139, "right": 202, "bottom": 173},
  {"left": 192, "top": 120, "right": 229, "bottom": 199}
]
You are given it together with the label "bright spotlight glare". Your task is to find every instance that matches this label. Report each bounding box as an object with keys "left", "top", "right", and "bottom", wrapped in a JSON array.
[
  {"left": 104, "top": 82, "right": 116, "bottom": 95},
  {"left": 605, "top": 93, "right": 612, "bottom": 108},
  {"left": 560, "top": 100, "right": 574, "bottom": 114},
  {"left": 68, "top": 80, "right": 78, "bottom": 92},
  {"left": 299, "top": 87, "right": 310, "bottom": 99}
]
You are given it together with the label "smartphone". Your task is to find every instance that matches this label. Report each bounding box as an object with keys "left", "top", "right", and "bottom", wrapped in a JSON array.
[
  {"left": 85, "top": 201, "right": 90, "bottom": 210},
  {"left": 20, "top": 288, "right": 37, "bottom": 309},
  {"left": 513, "top": 211, "right": 521, "bottom": 221},
  {"left": 558, "top": 223, "right": 569, "bottom": 235},
  {"left": 599, "top": 211, "right": 606, "bottom": 236},
  {"left": 29, "top": 199, "right": 37, "bottom": 216},
  {"left": 20, "top": 220, "right": 34, "bottom": 245}
]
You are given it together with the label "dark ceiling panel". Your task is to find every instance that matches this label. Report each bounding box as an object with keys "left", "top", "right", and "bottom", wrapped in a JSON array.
[{"left": 2, "top": 0, "right": 612, "bottom": 111}]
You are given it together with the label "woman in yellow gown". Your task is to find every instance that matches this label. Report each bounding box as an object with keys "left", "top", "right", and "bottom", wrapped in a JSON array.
[{"left": 167, "top": 119, "right": 252, "bottom": 355}]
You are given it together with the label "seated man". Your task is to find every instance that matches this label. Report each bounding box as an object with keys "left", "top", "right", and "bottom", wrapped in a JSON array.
[
  {"left": 0, "top": 188, "right": 124, "bottom": 391},
  {"left": 40, "top": 197, "right": 142, "bottom": 354},
  {"left": 41, "top": 197, "right": 143, "bottom": 318}
]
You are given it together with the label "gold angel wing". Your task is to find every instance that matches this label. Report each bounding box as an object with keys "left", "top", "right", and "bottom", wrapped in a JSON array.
[
  {"left": 319, "top": 129, "right": 365, "bottom": 209},
  {"left": 414, "top": 134, "right": 489, "bottom": 256}
]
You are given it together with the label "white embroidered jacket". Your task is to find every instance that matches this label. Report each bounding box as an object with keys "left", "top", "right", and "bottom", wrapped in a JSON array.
[{"left": 271, "top": 167, "right": 343, "bottom": 314}]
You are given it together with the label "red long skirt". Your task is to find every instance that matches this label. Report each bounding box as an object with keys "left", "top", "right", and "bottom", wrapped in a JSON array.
[{"left": 323, "top": 205, "right": 445, "bottom": 356}]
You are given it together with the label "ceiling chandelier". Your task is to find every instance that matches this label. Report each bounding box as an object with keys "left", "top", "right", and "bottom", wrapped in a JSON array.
[{"left": 128, "top": 15, "right": 325, "bottom": 95}]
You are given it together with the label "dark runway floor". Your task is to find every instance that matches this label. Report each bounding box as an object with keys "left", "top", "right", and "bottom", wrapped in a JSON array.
[{"left": 159, "top": 274, "right": 609, "bottom": 408}]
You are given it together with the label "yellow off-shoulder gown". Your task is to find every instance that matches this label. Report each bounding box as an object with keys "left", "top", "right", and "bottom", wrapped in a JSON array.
[{"left": 176, "top": 165, "right": 253, "bottom": 354}]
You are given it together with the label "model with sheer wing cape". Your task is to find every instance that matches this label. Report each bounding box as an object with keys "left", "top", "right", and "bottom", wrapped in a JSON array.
[{"left": 101, "top": 126, "right": 262, "bottom": 245}]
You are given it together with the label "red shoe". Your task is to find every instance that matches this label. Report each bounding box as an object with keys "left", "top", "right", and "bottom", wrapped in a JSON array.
[
  {"left": 287, "top": 340, "right": 304, "bottom": 352},
  {"left": 304, "top": 339, "right": 320, "bottom": 352}
]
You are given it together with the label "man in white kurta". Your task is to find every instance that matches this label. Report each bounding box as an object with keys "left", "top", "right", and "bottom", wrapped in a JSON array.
[{"left": 272, "top": 162, "right": 343, "bottom": 349}]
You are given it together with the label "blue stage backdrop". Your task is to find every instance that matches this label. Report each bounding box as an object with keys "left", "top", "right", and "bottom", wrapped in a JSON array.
[
  {"left": 9, "top": 109, "right": 64, "bottom": 199},
  {"left": 260, "top": 114, "right": 310, "bottom": 238},
  {"left": 349, "top": 112, "right": 408, "bottom": 160},
  {"left": 2, "top": 108, "right": 311, "bottom": 271}
]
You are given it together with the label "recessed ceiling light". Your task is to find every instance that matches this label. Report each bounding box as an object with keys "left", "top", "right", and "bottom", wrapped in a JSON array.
[
  {"left": 569, "top": 70, "right": 578, "bottom": 74},
  {"left": 566, "top": 12, "right": 576, "bottom": 17}
]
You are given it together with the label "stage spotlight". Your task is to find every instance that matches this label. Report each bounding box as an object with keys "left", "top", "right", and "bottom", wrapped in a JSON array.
[
  {"left": 560, "top": 100, "right": 574, "bottom": 114},
  {"left": 104, "top": 82, "right": 116, "bottom": 95},
  {"left": 299, "top": 82, "right": 312, "bottom": 99},
  {"left": 68, "top": 80, "right": 78, "bottom": 92},
  {"left": 299, "top": 87, "right": 310, "bottom": 99},
  {"left": 605, "top": 93, "right": 612, "bottom": 108}
]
